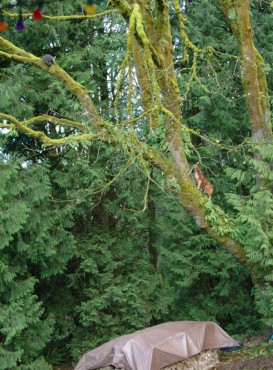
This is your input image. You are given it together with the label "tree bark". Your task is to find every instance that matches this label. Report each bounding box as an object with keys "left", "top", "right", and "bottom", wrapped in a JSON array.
[
  {"left": 217, "top": 0, "right": 272, "bottom": 141},
  {"left": 121, "top": 0, "right": 250, "bottom": 268}
]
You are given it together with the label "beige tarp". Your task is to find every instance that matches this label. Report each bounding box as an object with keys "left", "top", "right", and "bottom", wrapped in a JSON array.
[{"left": 74, "top": 321, "right": 238, "bottom": 370}]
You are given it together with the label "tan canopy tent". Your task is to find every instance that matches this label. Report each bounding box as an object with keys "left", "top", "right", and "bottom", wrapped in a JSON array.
[{"left": 74, "top": 321, "right": 238, "bottom": 370}]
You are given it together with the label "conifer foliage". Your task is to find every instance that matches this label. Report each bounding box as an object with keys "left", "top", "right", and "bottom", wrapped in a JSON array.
[{"left": 0, "top": 159, "right": 75, "bottom": 369}]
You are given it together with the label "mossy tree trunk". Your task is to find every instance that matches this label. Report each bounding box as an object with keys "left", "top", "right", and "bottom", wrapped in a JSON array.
[
  {"left": 217, "top": 0, "right": 273, "bottom": 323},
  {"left": 113, "top": 0, "right": 248, "bottom": 265},
  {"left": 217, "top": 0, "right": 272, "bottom": 142}
]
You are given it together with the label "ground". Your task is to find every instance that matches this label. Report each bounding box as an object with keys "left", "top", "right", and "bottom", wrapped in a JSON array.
[
  {"left": 214, "top": 351, "right": 273, "bottom": 369},
  {"left": 213, "top": 335, "right": 273, "bottom": 370}
]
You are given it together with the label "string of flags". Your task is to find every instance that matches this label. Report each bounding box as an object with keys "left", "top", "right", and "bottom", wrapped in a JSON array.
[{"left": 0, "top": 0, "right": 103, "bottom": 32}]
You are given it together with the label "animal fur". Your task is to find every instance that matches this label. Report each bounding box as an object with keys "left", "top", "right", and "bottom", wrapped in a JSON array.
[{"left": 194, "top": 163, "right": 214, "bottom": 200}]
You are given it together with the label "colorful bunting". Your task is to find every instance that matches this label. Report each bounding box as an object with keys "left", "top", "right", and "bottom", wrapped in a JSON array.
[{"left": 0, "top": 0, "right": 104, "bottom": 32}]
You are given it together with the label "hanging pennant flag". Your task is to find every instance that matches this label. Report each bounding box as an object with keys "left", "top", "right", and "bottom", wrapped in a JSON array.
[
  {"left": 0, "top": 3, "right": 8, "bottom": 32},
  {"left": 16, "top": 0, "right": 25, "bottom": 31},
  {"left": 32, "top": 1, "right": 43, "bottom": 21}
]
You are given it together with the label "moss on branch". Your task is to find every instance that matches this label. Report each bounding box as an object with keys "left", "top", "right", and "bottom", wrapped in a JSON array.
[
  {"left": 23, "top": 115, "right": 88, "bottom": 131},
  {"left": 109, "top": 0, "right": 133, "bottom": 22},
  {"left": 110, "top": 0, "right": 163, "bottom": 67},
  {"left": 3, "top": 9, "right": 117, "bottom": 21},
  {"left": 218, "top": 0, "right": 272, "bottom": 140},
  {"left": 173, "top": 0, "right": 203, "bottom": 62},
  {"left": 136, "top": 139, "right": 249, "bottom": 266},
  {"left": 0, "top": 37, "right": 101, "bottom": 129},
  {"left": 0, "top": 113, "right": 101, "bottom": 147},
  {"left": 114, "top": 3, "right": 161, "bottom": 129}
]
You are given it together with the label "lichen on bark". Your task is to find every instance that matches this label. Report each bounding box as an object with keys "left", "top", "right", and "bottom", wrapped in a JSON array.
[{"left": 217, "top": 0, "right": 272, "bottom": 141}]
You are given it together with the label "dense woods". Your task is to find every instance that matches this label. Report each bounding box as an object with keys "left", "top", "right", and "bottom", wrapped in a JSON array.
[{"left": 0, "top": 0, "right": 273, "bottom": 368}]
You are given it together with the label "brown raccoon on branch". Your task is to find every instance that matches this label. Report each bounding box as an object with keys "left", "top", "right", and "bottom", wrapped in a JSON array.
[{"left": 193, "top": 163, "right": 214, "bottom": 200}]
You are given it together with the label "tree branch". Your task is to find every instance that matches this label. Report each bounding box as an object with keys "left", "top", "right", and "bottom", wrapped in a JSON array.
[
  {"left": 0, "top": 112, "right": 249, "bottom": 269},
  {"left": 0, "top": 37, "right": 101, "bottom": 129},
  {"left": 136, "top": 140, "right": 250, "bottom": 267},
  {"left": 0, "top": 113, "right": 101, "bottom": 147},
  {"left": 109, "top": 0, "right": 163, "bottom": 67},
  {"left": 24, "top": 115, "right": 88, "bottom": 131}
]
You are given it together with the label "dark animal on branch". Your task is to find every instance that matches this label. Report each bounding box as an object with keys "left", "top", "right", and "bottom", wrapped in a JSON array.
[{"left": 42, "top": 54, "right": 55, "bottom": 66}]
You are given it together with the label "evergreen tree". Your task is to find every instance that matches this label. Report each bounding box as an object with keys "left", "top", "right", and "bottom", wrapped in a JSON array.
[
  {"left": 0, "top": 158, "right": 75, "bottom": 369},
  {"left": 47, "top": 145, "right": 168, "bottom": 361}
]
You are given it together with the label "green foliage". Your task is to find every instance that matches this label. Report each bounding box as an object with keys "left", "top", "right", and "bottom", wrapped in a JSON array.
[
  {"left": 0, "top": 159, "right": 75, "bottom": 368},
  {"left": 45, "top": 147, "right": 169, "bottom": 362},
  {"left": 48, "top": 146, "right": 259, "bottom": 360},
  {"left": 226, "top": 143, "right": 273, "bottom": 326},
  {"left": 152, "top": 189, "right": 259, "bottom": 335}
]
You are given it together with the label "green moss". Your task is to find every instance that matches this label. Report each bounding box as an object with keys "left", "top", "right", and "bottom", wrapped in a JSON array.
[{"left": 108, "top": 0, "right": 132, "bottom": 22}]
